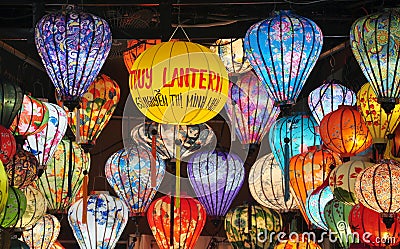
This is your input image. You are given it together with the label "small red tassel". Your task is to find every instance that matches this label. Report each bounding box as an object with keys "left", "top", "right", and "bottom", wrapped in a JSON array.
[{"left": 82, "top": 173, "right": 88, "bottom": 224}]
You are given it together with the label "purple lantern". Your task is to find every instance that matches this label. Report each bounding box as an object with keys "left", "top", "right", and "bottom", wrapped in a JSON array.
[
  {"left": 188, "top": 150, "right": 245, "bottom": 218},
  {"left": 34, "top": 5, "right": 112, "bottom": 110}
]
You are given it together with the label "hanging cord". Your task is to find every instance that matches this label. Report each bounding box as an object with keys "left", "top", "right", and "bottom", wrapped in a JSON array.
[{"left": 329, "top": 54, "right": 336, "bottom": 80}]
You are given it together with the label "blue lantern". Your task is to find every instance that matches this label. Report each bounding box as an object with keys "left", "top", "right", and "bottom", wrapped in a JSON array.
[
  {"left": 34, "top": 5, "right": 112, "bottom": 110},
  {"left": 306, "top": 184, "right": 334, "bottom": 230},
  {"left": 187, "top": 150, "right": 245, "bottom": 218},
  {"left": 244, "top": 10, "right": 323, "bottom": 108}
]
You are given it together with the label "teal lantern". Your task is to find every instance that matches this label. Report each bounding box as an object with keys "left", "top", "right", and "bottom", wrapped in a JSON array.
[{"left": 305, "top": 184, "right": 333, "bottom": 230}]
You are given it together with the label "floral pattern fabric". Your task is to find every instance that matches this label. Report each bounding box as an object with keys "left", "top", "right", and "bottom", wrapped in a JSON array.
[
  {"left": 23, "top": 214, "right": 60, "bottom": 249},
  {"left": 5, "top": 148, "right": 39, "bottom": 189},
  {"left": 0, "top": 125, "right": 16, "bottom": 165}
]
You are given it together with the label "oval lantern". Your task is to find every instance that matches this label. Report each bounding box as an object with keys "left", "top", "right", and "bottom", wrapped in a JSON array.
[
  {"left": 320, "top": 105, "right": 372, "bottom": 160},
  {"left": 35, "top": 6, "right": 112, "bottom": 110},
  {"left": 105, "top": 145, "right": 165, "bottom": 216},
  {"left": 350, "top": 9, "right": 400, "bottom": 113},
  {"left": 329, "top": 160, "right": 374, "bottom": 206},
  {"left": 68, "top": 192, "right": 128, "bottom": 249},
  {"left": 324, "top": 199, "right": 357, "bottom": 249},
  {"left": 308, "top": 80, "right": 356, "bottom": 124},
  {"left": 36, "top": 138, "right": 90, "bottom": 213},
  {"left": 23, "top": 214, "right": 60, "bottom": 249},
  {"left": 187, "top": 150, "right": 245, "bottom": 217},
  {"left": 225, "top": 204, "right": 283, "bottom": 249},
  {"left": 0, "top": 80, "right": 23, "bottom": 129},
  {"left": 305, "top": 185, "right": 333, "bottom": 230},
  {"left": 24, "top": 102, "right": 68, "bottom": 172},
  {"left": 0, "top": 160, "right": 9, "bottom": 214},
  {"left": 274, "top": 234, "right": 322, "bottom": 249},
  {"left": 129, "top": 41, "right": 229, "bottom": 125},
  {"left": 249, "top": 153, "right": 298, "bottom": 212},
  {"left": 244, "top": 10, "right": 323, "bottom": 108},
  {"left": 147, "top": 195, "right": 206, "bottom": 249},
  {"left": 5, "top": 147, "right": 38, "bottom": 189},
  {"left": 289, "top": 147, "right": 341, "bottom": 226},
  {"left": 131, "top": 122, "right": 217, "bottom": 161},
  {"left": 15, "top": 185, "right": 47, "bottom": 229},
  {"left": 354, "top": 159, "right": 400, "bottom": 228},
  {"left": 124, "top": 39, "right": 161, "bottom": 74},
  {"left": 349, "top": 203, "right": 400, "bottom": 247},
  {"left": 210, "top": 38, "right": 252, "bottom": 74},
  {"left": 0, "top": 186, "right": 27, "bottom": 228},
  {"left": 0, "top": 125, "right": 16, "bottom": 165},
  {"left": 225, "top": 70, "right": 280, "bottom": 145}
]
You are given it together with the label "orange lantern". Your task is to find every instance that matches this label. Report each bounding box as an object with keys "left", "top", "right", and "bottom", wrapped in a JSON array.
[
  {"left": 319, "top": 105, "right": 372, "bottom": 161},
  {"left": 289, "top": 146, "right": 341, "bottom": 225},
  {"left": 123, "top": 39, "right": 161, "bottom": 73},
  {"left": 147, "top": 195, "right": 206, "bottom": 249},
  {"left": 274, "top": 233, "right": 322, "bottom": 249}
]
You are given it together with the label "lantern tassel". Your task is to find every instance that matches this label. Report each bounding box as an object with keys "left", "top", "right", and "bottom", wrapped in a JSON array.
[
  {"left": 176, "top": 139, "right": 181, "bottom": 208},
  {"left": 151, "top": 130, "right": 157, "bottom": 188},
  {"left": 82, "top": 170, "right": 88, "bottom": 224},
  {"left": 284, "top": 137, "right": 290, "bottom": 202}
]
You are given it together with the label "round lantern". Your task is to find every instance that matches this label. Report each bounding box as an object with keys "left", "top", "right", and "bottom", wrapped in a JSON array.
[
  {"left": 187, "top": 150, "right": 245, "bottom": 217},
  {"left": 68, "top": 192, "right": 129, "bottom": 249},
  {"left": 147, "top": 195, "right": 206, "bottom": 249},
  {"left": 210, "top": 38, "right": 252, "bottom": 74},
  {"left": 9, "top": 95, "right": 49, "bottom": 138},
  {"left": 274, "top": 234, "right": 322, "bottom": 249},
  {"left": 244, "top": 10, "right": 323, "bottom": 108},
  {"left": 63, "top": 74, "right": 120, "bottom": 151},
  {"left": 35, "top": 6, "right": 112, "bottom": 110},
  {"left": 324, "top": 199, "right": 357, "bottom": 249},
  {"left": 24, "top": 102, "right": 68, "bottom": 172},
  {"left": 5, "top": 147, "right": 38, "bottom": 189},
  {"left": 15, "top": 185, "right": 47, "bottom": 229},
  {"left": 0, "top": 125, "right": 16, "bottom": 165},
  {"left": 350, "top": 9, "right": 400, "bottom": 113},
  {"left": 10, "top": 239, "right": 29, "bottom": 249},
  {"left": 305, "top": 185, "right": 333, "bottom": 230},
  {"left": 0, "top": 161, "right": 9, "bottom": 214},
  {"left": 319, "top": 105, "right": 372, "bottom": 159},
  {"left": 124, "top": 39, "right": 161, "bottom": 73},
  {"left": 36, "top": 138, "right": 90, "bottom": 213},
  {"left": 131, "top": 122, "right": 217, "bottom": 161},
  {"left": 129, "top": 41, "right": 229, "bottom": 125},
  {"left": 225, "top": 204, "right": 283, "bottom": 249},
  {"left": 329, "top": 160, "right": 374, "bottom": 206},
  {"left": 0, "top": 80, "right": 23, "bottom": 129},
  {"left": 249, "top": 153, "right": 297, "bottom": 212},
  {"left": 225, "top": 70, "right": 280, "bottom": 145},
  {"left": 105, "top": 145, "right": 165, "bottom": 216},
  {"left": 22, "top": 214, "right": 60, "bottom": 249},
  {"left": 354, "top": 159, "right": 400, "bottom": 228},
  {"left": 0, "top": 186, "right": 27, "bottom": 228},
  {"left": 349, "top": 203, "right": 400, "bottom": 247},
  {"left": 289, "top": 147, "right": 341, "bottom": 225},
  {"left": 0, "top": 227, "right": 10, "bottom": 249},
  {"left": 308, "top": 80, "right": 356, "bottom": 124}
]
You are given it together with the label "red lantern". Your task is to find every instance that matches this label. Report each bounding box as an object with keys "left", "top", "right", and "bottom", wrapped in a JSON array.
[
  {"left": 349, "top": 203, "right": 400, "bottom": 247},
  {"left": 0, "top": 125, "right": 16, "bottom": 164},
  {"left": 147, "top": 195, "right": 206, "bottom": 249},
  {"left": 319, "top": 105, "right": 372, "bottom": 160},
  {"left": 123, "top": 39, "right": 161, "bottom": 73}
]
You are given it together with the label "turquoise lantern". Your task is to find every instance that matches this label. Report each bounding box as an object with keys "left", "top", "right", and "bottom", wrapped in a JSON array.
[
  {"left": 305, "top": 183, "right": 334, "bottom": 230},
  {"left": 244, "top": 10, "right": 323, "bottom": 109}
]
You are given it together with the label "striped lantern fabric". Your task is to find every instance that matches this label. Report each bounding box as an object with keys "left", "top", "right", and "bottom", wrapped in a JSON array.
[
  {"left": 305, "top": 185, "right": 333, "bottom": 230},
  {"left": 0, "top": 186, "right": 27, "bottom": 228},
  {"left": 23, "top": 214, "right": 60, "bottom": 249},
  {"left": 15, "top": 185, "right": 47, "bottom": 229}
]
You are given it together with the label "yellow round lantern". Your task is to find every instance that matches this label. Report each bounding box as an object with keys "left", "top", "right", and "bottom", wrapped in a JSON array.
[
  {"left": 0, "top": 161, "right": 8, "bottom": 214},
  {"left": 129, "top": 41, "right": 229, "bottom": 125}
]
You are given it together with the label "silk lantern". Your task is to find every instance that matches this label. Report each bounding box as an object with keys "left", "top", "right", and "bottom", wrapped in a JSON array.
[
  {"left": 274, "top": 234, "right": 322, "bottom": 249},
  {"left": 329, "top": 160, "right": 374, "bottom": 206},
  {"left": 349, "top": 203, "right": 400, "bottom": 247},
  {"left": 147, "top": 195, "right": 206, "bottom": 249},
  {"left": 308, "top": 80, "right": 356, "bottom": 124},
  {"left": 354, "top": 159, "right": 400, "bottom": 228},
  {"left": 350, "top": 9, "right": 400, "bottom": 113},
  {"left": 319, "top": 105, "right": 372, "bottom": 160},
  {"left": 225, "top": 204, "right": 283, "bottom": 249},
  {"left": 68, "top": 192, "right": 128, "bottom": 249},
  {"left": 15, "top": 185, "right": 47, "bottom": 229},
  {"left": 324, "top": 199, "right": 357, "bottom": 249},
  {"left": 249, "top": 153, "right": 298, "bottom": 212},
  {"left": 129, "top": 41, "right": 229, "bottom": 125},
  {"left": 225, "top": 70, "right": 280, "bottom": 145},
  {"left": 305, "top": 184, "right": 333, "bottom": 230},
  {"left": 210, "top": 38, "right": 252, "bottom": 74},
  {"left": 105, "top": 145, "right": 165, "bottom": 216},
  {"left": 0, "top": 186, "right": 27, "bottom": 228},
  {"left": 23, "top": 214, "right": 60, "bottom": 249},
  {"left": 187, "top": 150, "right": 245, "bottom": 217},
  {"left": 36, "top": 138, "right": 90, "bottom": 213},
  {"left": 0, "top": 161, "right": 8, "bottom": 215},
  {"left": 124, "top": 39, "right": 161, "bottom": 74},
  {"left": 0, "top": 125, "right": 16, "bottom": 165},
  {"left": 35, "top": 6, "right": 112, "bottom": 111},
  {"left": 0, "top": 80, "right": 23, "bottom": 129},
  {"left": 244, "top": 10, "right": 323, "bottom": 108},
  {"left": 289, "top": 147, "right": 341, "bottom": 226},
  {"left": 5, "top": 147, "right": 38, "bottom": 189}
]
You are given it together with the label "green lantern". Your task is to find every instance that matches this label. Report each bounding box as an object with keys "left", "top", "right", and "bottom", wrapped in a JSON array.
[
  {"left": 0, "top": 186, "right": 26, "bottom": 228},
  {"left": 0, "top": 81, "right": 23, "bottom": 129},
  {"left": 324, "top": 199, "right": 356, "bottom": 249},
  {"left": 0, "top": 161, "right": 9, "bottom": 214},
  {"left": 225, "top": 204, "right": 282, "bottom": 249}
]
